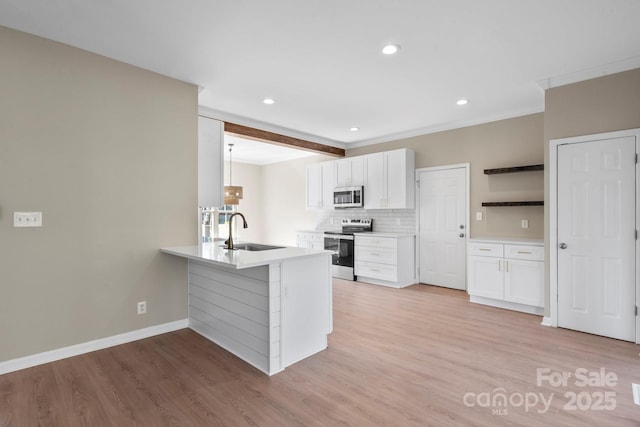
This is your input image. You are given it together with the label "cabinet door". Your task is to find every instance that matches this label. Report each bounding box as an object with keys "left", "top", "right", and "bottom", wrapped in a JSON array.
[
  {"left": 306, "top": 164, "right": 323, "bottom": 209},
  {"left": 386, "top": 149, "right": 415, "bottom": 209},
  {"left": 198, "top": 116, "right": 224, "bottom": 207},
  {"left": 321, "top": 162, "right": 335, "bottom": 208},
  {"left": 335, "top": 159, "right": 352, "bottom": 186},
  {"left": 468, "top": 255, "right": 503, "bottom": 299},
  {"left": 504, "top": 259, "right": 544, "bottom": 307},
  {"left": 364, "top": 153, "right": 385, "bottom": 209},
  {"left": 350, "top": 156, "right": 365, "bottom": 186}
]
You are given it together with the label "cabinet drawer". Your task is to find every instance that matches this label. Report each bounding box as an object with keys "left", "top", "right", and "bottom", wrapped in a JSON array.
[
  {"left": 356, "top": 247, "right": 397, "bottom": 265},
  {"left": 504, "top": 245, "right": 543, "bottom": 261},
  {"left": 355, "top": 261, "right": 397, "bottom": 282},
  {"left": 468, "top": 242, "right": 503, "bottom": 257},
  {"left": 355, "top": 236, "right": 397, "bottom": 249}
]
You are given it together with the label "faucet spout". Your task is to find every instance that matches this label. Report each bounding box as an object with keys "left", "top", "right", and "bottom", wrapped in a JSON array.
[{"left": 224, "top": 212, "right": 248, "bottom": 250}]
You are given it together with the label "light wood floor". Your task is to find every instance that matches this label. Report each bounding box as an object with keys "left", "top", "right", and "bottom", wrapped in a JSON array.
[{"left": 1, "top": 279, "right": 639, "bottom": 426}]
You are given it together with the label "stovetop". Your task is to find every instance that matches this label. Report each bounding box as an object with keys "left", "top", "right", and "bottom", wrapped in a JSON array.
[{"left": 324, "top": 218, "right": 373, "bottom": 235}]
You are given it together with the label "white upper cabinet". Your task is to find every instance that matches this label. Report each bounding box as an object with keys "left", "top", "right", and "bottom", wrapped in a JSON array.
[
  {"left": 306, "top": 148, "right": 414, "bottom": 210},
  {"left": 364, "top": 153, "right": 385, "bottom": 209},
  {"left": 198, "top": 116, "right": 224, "bottom": 207},
  {"left": 321, "top": 162, "right": 336, "bottom": 208},
  {"left": 335, "top": 156, "right": 365, "bottom": 187},
  {"left": 306, "top": 163, "right": 323, "bottom": 209},
  {"left": 306, "top": 161, "right": 336, "bottom": 209},
  {"left": 364, "top": 148, "right": 415, "bottom": 209}
]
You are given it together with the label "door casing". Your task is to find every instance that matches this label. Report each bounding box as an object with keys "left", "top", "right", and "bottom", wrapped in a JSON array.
[{"left": 548, "top": 128, "right": 640, "bottom": 344}]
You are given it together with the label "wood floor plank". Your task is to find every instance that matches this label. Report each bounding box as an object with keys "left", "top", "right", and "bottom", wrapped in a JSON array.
[{"left": 1, "top": 279, "right": 640, "bottom": 426}]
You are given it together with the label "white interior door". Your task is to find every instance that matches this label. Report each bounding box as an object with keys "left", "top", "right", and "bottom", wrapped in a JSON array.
[
  {"left": 557, "top": 136, "right": 636, "bottom": 341},
  {"left": 418, "top": 167, "right": 467, "bottom": 289}
]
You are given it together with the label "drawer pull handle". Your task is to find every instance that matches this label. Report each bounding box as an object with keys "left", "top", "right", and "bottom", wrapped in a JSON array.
[
  {"left": 479, "top": 248, "right": 492, "bottom": 251},
  {"left": 371, "top": 268, "right": 380, "bottom": 272},
  {"left": 371, "top": 253, "right": 380, "bottom": 256},
  {"left": 516, "top": 251, "right": 532, "bottom": 254},
  {"left": 506, "top": 261, "right": 509, "bottom": 273},
  {"left": 498, "top": 260, "right": 501, "bottom": 271}
]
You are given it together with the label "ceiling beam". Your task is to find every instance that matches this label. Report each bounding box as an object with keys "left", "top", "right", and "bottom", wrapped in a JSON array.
[{"left": 224, "top": 122, "right": 345, "bottom": 158}]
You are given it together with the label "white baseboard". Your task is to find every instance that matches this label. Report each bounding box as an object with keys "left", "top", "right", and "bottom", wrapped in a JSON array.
[
  {"left": 541, "top": 316, "right": 553, "bottom": 327},
  {"left": 0, "top": 319, "right": 188, "bottom": 376}
]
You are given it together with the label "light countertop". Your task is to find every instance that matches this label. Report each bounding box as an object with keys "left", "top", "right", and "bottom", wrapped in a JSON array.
[
  {"left": 161, "top": 243, "right": 330, "bottom": 269},
  {"left": 468, "top": 237, "right": 544, "bottom": 246},
  {"left": 354, "top": 232, "right": 415, "bottom": 238}
]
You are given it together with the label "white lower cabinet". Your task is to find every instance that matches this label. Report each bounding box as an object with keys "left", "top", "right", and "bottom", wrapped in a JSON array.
[
  {"left": 355, "top": 234, "right": 415, "bottom": 288},
  {"left": 467, "top": 240, "right": 544, "bottom": 315},
  {"left": 296, "top": 231, "right": 325, "bottom": 249}
]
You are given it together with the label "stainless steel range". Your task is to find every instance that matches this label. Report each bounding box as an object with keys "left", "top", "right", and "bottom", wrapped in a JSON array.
[{"left": 324, "top": 218, "right": 373, "bottom": 280}]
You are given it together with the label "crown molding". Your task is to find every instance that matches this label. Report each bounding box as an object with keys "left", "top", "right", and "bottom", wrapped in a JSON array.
[
  {"left": 346, "top": 107, "right": 545, "bottom": 149},
  {"left": 536, "top": 56, "right": 640, "bottom": 91}
]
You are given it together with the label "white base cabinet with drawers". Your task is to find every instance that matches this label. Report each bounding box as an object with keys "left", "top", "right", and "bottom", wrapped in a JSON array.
[
  {"left": 467, "top": 239, "right": 544, "bottom": 315},
  {"left": 355, "top": 234, "right": 416, "bottom": 288},
  {"left": 296, "top": 231, "right": 325, "bottom": 249}
]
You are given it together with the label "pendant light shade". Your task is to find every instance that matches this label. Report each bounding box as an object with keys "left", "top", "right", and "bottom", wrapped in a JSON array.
[{"left": 223, "top": 143, "right": 243, "bottom": 205}]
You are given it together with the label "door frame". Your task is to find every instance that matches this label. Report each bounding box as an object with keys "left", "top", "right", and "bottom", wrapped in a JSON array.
[
  {"left": 414, "top": 163, "right": 470, "bottom": 288},
  {"left": 548, "top": 128, "right": 640, "bottom": 344}
]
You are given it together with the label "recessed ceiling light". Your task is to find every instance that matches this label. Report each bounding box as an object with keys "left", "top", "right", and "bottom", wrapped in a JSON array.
[
  {"left": 456, "top": 99, "right": 469, "bottom": 106},
  {"left": 263, "top": 98, "right": 275, "bottom": 105},
  {"left": 382, "top": 44, "right": 400, "bottom": 55},
  {"left": 350, "top": 127, "right": 359, "bottom": 132}
]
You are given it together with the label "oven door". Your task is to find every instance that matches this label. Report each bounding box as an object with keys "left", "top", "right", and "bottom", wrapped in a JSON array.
[{"left": 324, "top": 235, "right": 355, "bottom": 280}]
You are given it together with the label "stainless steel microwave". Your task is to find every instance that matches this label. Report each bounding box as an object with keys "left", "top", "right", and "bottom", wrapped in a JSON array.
[{"left": 333, "top": 186, "right": 363, "bottom": 209}]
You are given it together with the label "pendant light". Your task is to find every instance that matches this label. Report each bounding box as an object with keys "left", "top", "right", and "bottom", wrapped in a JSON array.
[{"left": 223, "top": 143, "right": 243, "bottom": 205}]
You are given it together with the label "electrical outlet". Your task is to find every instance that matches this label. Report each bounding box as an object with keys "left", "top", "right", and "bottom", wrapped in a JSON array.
[
  {"left": 137, "top": 301, "right": 147, "bottom": 315},
  {"left": 521, "top": 219, "right": 529, "bottom": 229},
  {"left": 14, "top": 212, "right": 43, "bottom": 227}
]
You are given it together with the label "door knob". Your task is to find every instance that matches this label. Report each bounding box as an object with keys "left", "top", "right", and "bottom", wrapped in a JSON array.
[
  {"left": 559, "top": 243, "right": 567, "bottom": 249},
  {"left": 459, "top": 233, "right": 465, "bottom": 238},
  {"left": 459, "top": 225, "right": 465, "bottom": 229}
]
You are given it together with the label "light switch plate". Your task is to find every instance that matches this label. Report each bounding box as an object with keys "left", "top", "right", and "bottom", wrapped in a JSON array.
[
  {"left": 521, "top": 219, "right": 529, "bottom": 229},
  {"left": 476, "top": 211, "right": 483, "bottom": 221},
  {"left": 14, "top": 212, "right": 43, "bottom": 227}
]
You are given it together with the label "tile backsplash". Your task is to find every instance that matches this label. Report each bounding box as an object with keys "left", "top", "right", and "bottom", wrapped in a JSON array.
[{"left": 315, "top": 209, "right": 416, "bottom": 234}]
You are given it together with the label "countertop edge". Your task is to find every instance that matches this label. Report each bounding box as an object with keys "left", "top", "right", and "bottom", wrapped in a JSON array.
[{"left": 160, "top": 245, "right": 331, "bottom": 269}]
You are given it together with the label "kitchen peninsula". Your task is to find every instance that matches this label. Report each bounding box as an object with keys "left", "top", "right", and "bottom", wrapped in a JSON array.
[{"left": 160, "top": 243, "right": 332, "bottom": 375}]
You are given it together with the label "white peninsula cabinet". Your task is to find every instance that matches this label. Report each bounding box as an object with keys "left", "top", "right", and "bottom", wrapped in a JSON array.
[
  {"left": 355, "top": 233, "right": 416, "bottom": 288},
  {"left": 467, "top": 239, "right": 544, "bottom": 315}
]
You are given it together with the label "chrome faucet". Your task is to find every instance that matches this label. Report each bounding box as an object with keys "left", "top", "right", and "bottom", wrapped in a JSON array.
[{"left": 224, "top": 212, "right": 248, "bottom": 250}]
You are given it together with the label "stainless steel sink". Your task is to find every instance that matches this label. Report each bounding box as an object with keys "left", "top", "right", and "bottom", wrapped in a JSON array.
[{"left": 220, "top": 243, "right": 285, "bottom": 251}]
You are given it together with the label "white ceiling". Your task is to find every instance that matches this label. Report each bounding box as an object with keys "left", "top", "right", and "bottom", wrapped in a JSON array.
[
  {"left": 224, "top": 134, "right": 316, "bottom": 165},
  {"left": 2, "top": 0, "right": 640, "bottom": 152}
]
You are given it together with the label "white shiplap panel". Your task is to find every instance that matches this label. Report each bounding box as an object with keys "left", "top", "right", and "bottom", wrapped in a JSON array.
[
  {"left": 190, "top": 282, "right": 268, "bottom": 325},
  {"left": 189, "top": 305, "right": 269, "bottom": 356},
  {"left": 190, "top": 272, "right": 268, "bottom": 310},
  {"left": 190, "top": 262, "right": 269, "bottom": 296},
  {"left": 189, "top": 294, "right": 268, "bottom": 339},
  {"left": 189, "top": 317, "right": 269, "bottom": 374}
]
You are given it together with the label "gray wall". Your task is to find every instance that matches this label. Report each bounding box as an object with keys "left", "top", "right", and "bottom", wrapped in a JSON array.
[
  {"left": 543, "top": 68, "right": 640, "bottom": 316},
  {"left": 348, "top": 113, "right": 545, "bottom": 239},
  {"left": 0, "top": 26, "right": 197, "bottom": 362}
]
